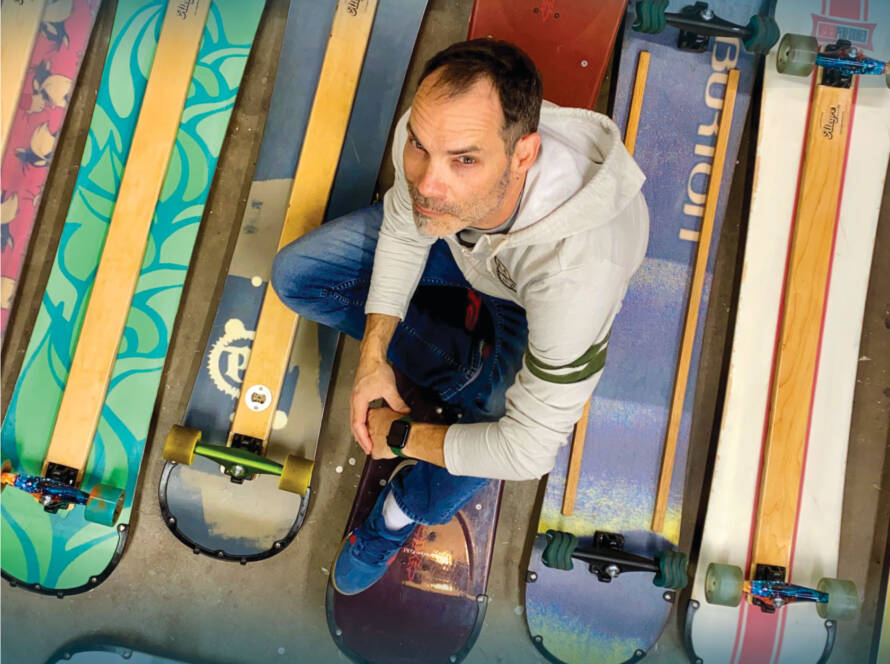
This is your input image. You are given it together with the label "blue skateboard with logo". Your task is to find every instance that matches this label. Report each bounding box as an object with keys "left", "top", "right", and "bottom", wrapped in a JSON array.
[{"left": 157, "top": 0, "right": 428, "bottom": 563}]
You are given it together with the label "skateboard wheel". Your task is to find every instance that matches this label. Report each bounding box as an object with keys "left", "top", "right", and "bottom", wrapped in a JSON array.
[
  {"left": 541, "top": 530, "right": 577, "bottom": 571},
  {"left": 278, "top": 455, "right": 313, "bottom": 495},
  {"left": 654, "top": 549, "right": 688, "bottom": 589},
  {"left": 632, "top": 0, "right": 668, "bottom": 34},
  {"left": 704, "top": 563, "right": 744, "bottom": 607},
  {"left": 84, "top": 484, "right": 125, "bottom": 526},
  {"left": 743, "top": 14, "right": 780, "bottom": 54},
  {"left": 816, "top": 578, "right": 858, "bottom": 620},
  {"left": 776, "top": 34, "right": 819, "bottom": 77},
  {"left": 163, "top": 425, "right": 201, "bottom": 465}
]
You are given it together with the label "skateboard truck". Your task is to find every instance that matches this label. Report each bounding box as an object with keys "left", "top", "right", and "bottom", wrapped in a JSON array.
[
  {"left": 163, "top": 424, "right": 314, "bottom": 495},
  {"left": 705, "top": 562, "right": 859, "bottom": 620},
  {"left": 0, "top": 460, "right": 124, "bottom": 526},
  {"left": 633, "top": 0, "right": 779, "bottom": 54},
  {"left": 777, "top": 35, "right": 890, "bottom": 89},
  {"left": 540, "top": 529, "right": 688, "bottom": 589}
]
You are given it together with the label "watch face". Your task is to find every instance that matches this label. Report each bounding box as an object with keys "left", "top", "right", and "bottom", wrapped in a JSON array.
[{"left": 387, "top": 419, "right": 411, "bottom": 449}]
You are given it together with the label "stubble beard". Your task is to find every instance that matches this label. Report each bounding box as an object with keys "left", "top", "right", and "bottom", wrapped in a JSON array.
[{"left": 410, "top": 165, "right": 512, "bottom": 238}]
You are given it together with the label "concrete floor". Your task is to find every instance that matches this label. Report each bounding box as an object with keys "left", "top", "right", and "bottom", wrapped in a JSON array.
[{"left": 2, "top": 1, "right": 889, "bottom": 663}]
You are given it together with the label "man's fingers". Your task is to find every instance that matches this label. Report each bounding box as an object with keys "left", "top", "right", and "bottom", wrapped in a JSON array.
[
  {"left": 385, "top": 387, "right": 410, "bottom": 414},
  {"left": 350, "top": 396, "right": 373, "bottom": 454}
]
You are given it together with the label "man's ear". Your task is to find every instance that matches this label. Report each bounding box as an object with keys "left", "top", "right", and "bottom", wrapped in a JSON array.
[{"left": 512, "top": 132, "right": 541, "bottom": 175}]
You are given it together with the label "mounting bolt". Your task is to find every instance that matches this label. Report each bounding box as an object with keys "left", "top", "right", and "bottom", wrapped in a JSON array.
[
  {"left": 701, "top": 7, "right": 714, "bottom": 20},
  {"left": 581, "top": 60, "right": 589, "bottom": 67},
  {"left": 231, "top": 464, "right": 246, "bottom": 479},
  {"left": 435, "top": 406, "right": 444, "bottom": 415},
  {"left": 606, "top": 564, "right": 620, "bottom": 578},
  {"left": 527, "top": 571, "right": 538, "bottom": 583},
  {"left": 663, "top": 591, "right": 675, "bottom": 603},
  {"left": 773, "top": 597, "right": 785, "bottom": 608}
]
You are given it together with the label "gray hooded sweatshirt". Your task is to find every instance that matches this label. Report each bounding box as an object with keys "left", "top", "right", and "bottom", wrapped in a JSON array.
[{"left": 366, "top": 103, "right": 649, "bottom": 481}]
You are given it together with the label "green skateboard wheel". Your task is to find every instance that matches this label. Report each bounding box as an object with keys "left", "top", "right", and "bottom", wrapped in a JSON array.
[
  {"left": 84, "top": 484, "right": 125, "bottom": 527},
  {"left": 541, "top": 530, "right": 577, "bottom": 571},
  {"left": 632, "top": 0, "right": 669, "bottom": 34},
  {"left": 164, "top": 425, "right": 201, "bottom": 465},
  {"left": 776, "top": 33, "right": 819, "bottom": 77},
  {"left": 278, "top": 455, "right": 313, "bottom": 495},
  {"left": 743, "top": 14, "right": 780, "bottom": 54},
  {"left": 705, "top": 563, "right": 744, "bottom": 607},
  {"left": 816, "top": 578, "right": 859, "bottom": 620},
  {"left": 654, "top": 549, "right": 689, "bottom": 589}
]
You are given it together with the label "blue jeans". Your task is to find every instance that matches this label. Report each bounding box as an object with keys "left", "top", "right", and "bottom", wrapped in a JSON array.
[{"left": 271, "top": 203, "right": 528, "bottom": 525}]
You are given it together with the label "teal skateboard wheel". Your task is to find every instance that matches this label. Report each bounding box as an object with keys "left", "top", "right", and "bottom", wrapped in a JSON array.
[
  {"left": 816, "top": 578, "right": 858, "bottom": 620},
  {"left": 705, "top": 562, "right": 744, "bottom": 607},
  {"left": 84, "top": 484, "right": 125, "bottom": 526}
]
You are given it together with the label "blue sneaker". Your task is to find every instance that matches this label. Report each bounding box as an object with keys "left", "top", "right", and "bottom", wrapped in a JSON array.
[{"left": 331, "top": 461, "right": 417, "bottom": 595}]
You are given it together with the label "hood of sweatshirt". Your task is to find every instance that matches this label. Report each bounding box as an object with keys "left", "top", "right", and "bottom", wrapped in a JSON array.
[{"left": 488, "top": 102, "right": 646, "bottom": 252}]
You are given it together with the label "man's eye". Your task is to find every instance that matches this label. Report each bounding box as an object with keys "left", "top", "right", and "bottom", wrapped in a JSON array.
[
  {"left": 411, "top": 138, "right": 425, "bottom": 151},
  {"left": 458, "top": 156, "right": 476, "bottom": 165}
]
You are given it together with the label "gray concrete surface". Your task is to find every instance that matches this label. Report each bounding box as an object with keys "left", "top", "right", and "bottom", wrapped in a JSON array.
[{"left": 2, "top": 1, "right": 889, "bottom": 663}]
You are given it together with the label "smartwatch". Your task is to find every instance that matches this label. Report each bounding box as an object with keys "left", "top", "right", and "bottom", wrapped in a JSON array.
[{"left": 387, "top": 416, "right": 412, "bottom": 457}]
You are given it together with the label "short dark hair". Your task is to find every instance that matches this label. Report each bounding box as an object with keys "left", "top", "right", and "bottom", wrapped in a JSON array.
[{"left": 418, "top": 38, "right": 543, "bottom": 151}]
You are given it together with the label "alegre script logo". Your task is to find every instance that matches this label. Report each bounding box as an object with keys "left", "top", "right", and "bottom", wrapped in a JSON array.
[
  {"left": 346, "top": 0, "right": 365, "bottom": 16},
  {"left": 822, "top": 105, "right": 841, "bottom": 139}
]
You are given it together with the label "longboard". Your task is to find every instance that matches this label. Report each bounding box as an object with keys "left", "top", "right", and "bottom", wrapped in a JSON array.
[
  {"left": 467, "top": 0, "right": 627, "bottom": 108},
  {"left": 46, "top": 639, "right": 191, "bottom": 664},
  {"left": 0, "top": 0, "right": 48, "bottom": 157},
  {"left": 684, "top": 1, "right": 890, "bottom": 661},
  {"left": 523, "top": 2, "right": 771, "bottom": 662},
  {"left": 325, "top": 2, "right": 630, "bottom": 663},
  {"left": 158, "top": 0, "right": 427, "bottom": 562},
  {"left": 1, "top": 0, "right": 264, "bottom": 595},
  {"left": 0, "top": 0, "right": 101, "bottom": 338}
]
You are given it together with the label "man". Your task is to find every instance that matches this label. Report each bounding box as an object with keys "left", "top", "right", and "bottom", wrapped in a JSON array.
[{"left": 271, "top": 39, "right": 648, "bottom": 595}]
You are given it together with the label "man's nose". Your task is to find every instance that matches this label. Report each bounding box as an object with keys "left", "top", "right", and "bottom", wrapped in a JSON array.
[{"left": 415, "top": 161, "right": 446, "bottom": 199}]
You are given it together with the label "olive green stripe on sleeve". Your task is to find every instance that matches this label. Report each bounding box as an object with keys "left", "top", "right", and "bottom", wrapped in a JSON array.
[{"left": 525, "top": 334, "right": 609, "bottom": 384}]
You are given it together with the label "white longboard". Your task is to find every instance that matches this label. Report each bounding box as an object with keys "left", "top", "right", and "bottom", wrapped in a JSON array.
[{"left": 685, "top": 1, "right": 890, "bottom": 662}]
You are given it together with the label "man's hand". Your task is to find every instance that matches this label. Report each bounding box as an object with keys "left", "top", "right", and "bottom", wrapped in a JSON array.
[
  {"left": 350, "top": 357, "right": 409, "bottom": 453},
  {"left": 351, "top": 314, "right": 409, "bottom": 454},
  {"left": 367, "top": 406, "right": 404, "bottom": 460}
]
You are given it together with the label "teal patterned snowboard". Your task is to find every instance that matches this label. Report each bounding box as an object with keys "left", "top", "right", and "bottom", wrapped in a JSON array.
[{"left": 0, "top": 0, "right": 264, "bottom": 596}]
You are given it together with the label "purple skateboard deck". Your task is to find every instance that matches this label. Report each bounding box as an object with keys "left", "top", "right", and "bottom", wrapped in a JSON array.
[
  {"left": 522, "top": 1, "right": 769, "bottom": 662},
  {"left": 326, "top": 374, "right": 502, "bottom": 664}
]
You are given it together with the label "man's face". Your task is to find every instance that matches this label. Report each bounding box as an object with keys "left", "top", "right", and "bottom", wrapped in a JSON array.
[{"left": 403, "top": 73, "right": 517, "bottom": 237}]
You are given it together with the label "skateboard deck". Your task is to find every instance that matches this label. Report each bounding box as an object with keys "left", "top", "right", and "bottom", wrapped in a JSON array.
[
  {"left": 0, "top": 0, "right": 101, "bottom": 338},
  {"left": 158, "top": 0, "right": 427, "bottom": 562},
  {"left": 46, "top": 639, "right": 191, "bottom": 664},
  {"left": 684, "top": 1, "right": 890, "bottom": 662},
  {"left": 326, "top": 372, "right": 502, "bottom": 664},
  {"left": 325, "top": 4, "right": 630, "bottom": 663},
  {"left": 0, "top": 0, "right": 48, "bottom": 156},
  {"left": 467, "top": 0, "right": 627, "bottom": 108},
  {"left": 523, "top": 2, "right": 767, "bottom": 662},
  {"left": 0, "top": 0, "right": 263, "bottom": 595},
  {"left": 876, "top": 519, "right": 890, "bottom": 664}
]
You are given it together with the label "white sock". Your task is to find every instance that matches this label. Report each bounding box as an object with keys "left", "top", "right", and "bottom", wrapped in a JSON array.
[{"left": 382, "top": 491, "right": 414, "bottom": 531}]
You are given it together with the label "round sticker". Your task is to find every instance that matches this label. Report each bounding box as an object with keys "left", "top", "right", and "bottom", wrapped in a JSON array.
[{"left": 244, "top": 385, "right": 272, "bottom": 412}]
